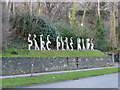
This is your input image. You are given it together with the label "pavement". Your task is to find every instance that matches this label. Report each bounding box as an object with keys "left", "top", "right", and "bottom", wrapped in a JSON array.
[
  {"left": 1, "top": 65, "right": 118, "bottom": 79},
  {"left": 16, "top": 73, "right": 119, "bottom": 88}
]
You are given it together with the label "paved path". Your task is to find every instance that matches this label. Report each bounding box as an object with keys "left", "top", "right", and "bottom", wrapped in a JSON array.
[
  {"left": 1, "top": 66, "right": 118, "bottom": 79},
  {"left": 17, "top": 73, "right": 119, "bottom": 88}
]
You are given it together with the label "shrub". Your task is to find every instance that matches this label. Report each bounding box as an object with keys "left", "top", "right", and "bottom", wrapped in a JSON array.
[
  {"left": 8, "top": 40, "right": 28, "bottom": 49},
  {"left": 95, "top": 16, "right": 109, "bottom": 51},
  {"left": 54, "top": 21, "right": 75, "bottom": 37},
  {"left": 9, "top": 11, "right": 59, "bottom": 48},
  {"left": 77, "top": 26, "right": 95, "bottom": 39},
  {"left": 54, "top": 21, "right": 82, "bottom": 49}
]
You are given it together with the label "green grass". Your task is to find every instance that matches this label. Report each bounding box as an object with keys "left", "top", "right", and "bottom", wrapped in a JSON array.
[
  {"left": 1, "top": 67, "right": 120, "bottom": 88},
  {"left": 1, "top": 48, "right": 108, "bottom": 57}
]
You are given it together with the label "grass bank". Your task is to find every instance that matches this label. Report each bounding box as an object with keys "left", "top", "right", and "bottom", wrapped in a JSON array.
[
  {"left": 1, "top": 48, "right": 108, "bottom": 57},
  {"left": 1, "top": 67, "right": 120, "bottom": 88}
]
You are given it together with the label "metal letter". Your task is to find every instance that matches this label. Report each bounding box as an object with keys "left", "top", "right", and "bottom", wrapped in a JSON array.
[
  {"left": 65, "top": 37, "right": 70, "bottom": 50},
  {"left": 61, "top": 37, "right": 65, "bottom": 50},
  {"left": 86, "top": 38, "right": 90, "bottom": 50},
  {"left": 90, "top": 39, "right": 94, "bottom": 50},
  {"left": 46, "top": 35, "right": 51, "bottom": 50},
  {"left": 82, "top": 39, "right": 86, "bottom": 50},
  {"left": 33, "top": 34, "right": 40, "bottom": 50},
  {"left": 40, "top": 35, "right": 46, "bottom": 50},
  {"left": 77, "top": 38, "right": 81, "bottom": 50},
  {"left": 70, "top": 37, "right": 74, "bottom": 50},
  {"left": 56, "top": 36, "right": 61, "bottom": 50},
  {"left": 28, "top": 34, "right": 33, "bottom": 50}
]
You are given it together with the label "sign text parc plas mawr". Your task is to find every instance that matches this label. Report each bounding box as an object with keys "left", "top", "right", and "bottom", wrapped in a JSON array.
[{"left": 28, "top": 34, "right": 94, "bottom": 50}]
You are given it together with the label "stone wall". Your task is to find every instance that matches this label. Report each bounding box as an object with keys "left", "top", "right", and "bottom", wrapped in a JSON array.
[{"left": 0, "top": 57, "right": 114, "bottom": 76}]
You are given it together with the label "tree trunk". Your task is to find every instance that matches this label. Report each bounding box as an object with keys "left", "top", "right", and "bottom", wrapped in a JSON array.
[
  {"left": 109, "top": 2, "right": 117, "bottom": 49},
  {"left": 2, "top": 2, "right": 10, "bottom": 50},
  {"left": 118, "top": 2, "right": 120, "bottom": 49}
]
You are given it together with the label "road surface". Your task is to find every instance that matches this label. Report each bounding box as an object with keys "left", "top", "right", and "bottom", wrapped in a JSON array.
[{"left": 17, "top": 73, "right": 119, "bottom": 88}]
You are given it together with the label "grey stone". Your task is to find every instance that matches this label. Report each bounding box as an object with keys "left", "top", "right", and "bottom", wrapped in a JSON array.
[{"left": 1, "top": 56, "right": 114, "bottom": 76}]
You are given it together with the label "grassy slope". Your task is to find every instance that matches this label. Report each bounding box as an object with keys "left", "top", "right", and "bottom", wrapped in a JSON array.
[
  {"left": 2, "top": 67, "right": 120, "bottom": 88},
  {"left": 1, "top": 48, "right": 108, "bottom": 57}
]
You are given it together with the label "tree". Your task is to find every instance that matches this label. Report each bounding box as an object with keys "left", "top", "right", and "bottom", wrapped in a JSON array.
[
  {"left": 81, "top": 2, "right": 89, "bottom": 27},
  {"left": 118, "top": 2, "right": 120, "bottom": 49},
  {"left": 109, "top": 2, "right": 117, "bottom": 49},
  {"left": 69, "top": 1, "right": 76, "bottom": 28},
  {"left": 95, "top": 1, "right": 108, "bottom": 51},
  {"left": 96, "top": 16, "right": 108, "bottom": 51},
  {"left": 37, "top": 0, "right": 41, "bottom": 14},
  {"left": 41, "top": 2, "right": 72, "bottom": 22},
  {"left": 2, "top": 2, "right": 10, "bottom": 50}
]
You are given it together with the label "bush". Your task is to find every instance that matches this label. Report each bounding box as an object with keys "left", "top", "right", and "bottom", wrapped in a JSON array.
[
  {"left": 9, "top": 11, "right": 59, "bottom": 48},
  {"left": 54, "top": 21, "right": 75, "bottom": 37},
  {"left": 95, "top": 16, "right": 109, "bottom": 51},
  {"left": 77, "top": 26, "right": 95, "bottom": 39},
  {"left": 54, "top": 21, "right": 82, "bottom": 49},
  {"left": 7, "top": 40, "right": 28, "bottom": 49}
]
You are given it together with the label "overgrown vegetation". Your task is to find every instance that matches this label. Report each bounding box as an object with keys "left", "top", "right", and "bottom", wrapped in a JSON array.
[
  {"left": 9, "top": 11, "right": 59, "bottom": 47},
  {"left": 95, "top": 16, "right": 109, "bottom": 51},
  {"left": 2, "top": 2, "right": 119, "bottom": 53},
  {"left": 2, "top": 67, "right": 120, "bottom": 88}
]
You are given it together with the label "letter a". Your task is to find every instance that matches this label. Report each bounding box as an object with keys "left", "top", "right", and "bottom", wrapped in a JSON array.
[{"left": 33, "top": 34, "right": 40, "bottom": 50}]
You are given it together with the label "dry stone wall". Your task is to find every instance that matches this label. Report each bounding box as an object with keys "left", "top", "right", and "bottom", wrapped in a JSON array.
[{"left": 1, "top": 57, "right": 114, "bottom": 76}]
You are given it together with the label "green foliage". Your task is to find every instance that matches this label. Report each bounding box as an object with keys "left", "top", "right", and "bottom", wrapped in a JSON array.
[
  {"left": 78, "top": 26, "right": 95, "bottom": 39},
  {"left": 54, "top": 21, "right": 96, "bottom": 49},
  {"left": 54, "top": 21, "right": 75, "bottom": 37},
  {"left": 100, "top": 2, "right": 108, "bottom": 20},
  {"left": 95, "top": 16, "right": 109, "bottom": 51},
  {"left": 37, "top": 0, "right": 40, "bottom": 9},
  {"left": 54, "top": 21, "right": 80, "bottom": 48},
  {"left": 100, "top": 2, "right": 106, "bottom": 7},
  {"left": 8, "top": 40, "right": 28, "bottom": 49},
  {"left": 9, "top": 11, "right": 59, "bottom": 47}
]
